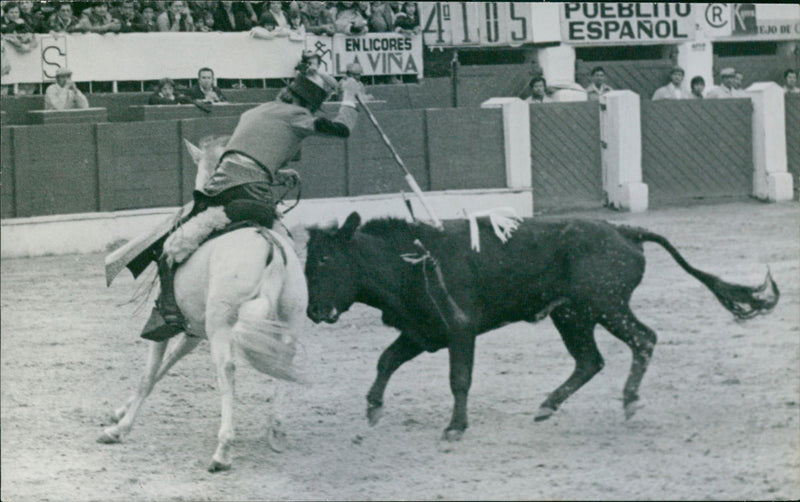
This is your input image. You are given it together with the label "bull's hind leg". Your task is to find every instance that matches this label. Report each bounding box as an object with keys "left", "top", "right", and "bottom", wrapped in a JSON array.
[
  {"left": 599, "top": 306, "right": 657, "bottom": 419},
  {"left": 536, "top": 306, "right": 603, "bottom": 421}
]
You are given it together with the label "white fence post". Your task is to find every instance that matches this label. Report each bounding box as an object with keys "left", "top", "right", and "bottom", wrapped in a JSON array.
[
  {"left": 745, "top": 82, "right": 794, "bottom": 201},
  {"left": 480, "top": 97, "right": 532, "bottom": 192},
  {"left": 599, "top": 90, "right": 648, "bottom": 212}
]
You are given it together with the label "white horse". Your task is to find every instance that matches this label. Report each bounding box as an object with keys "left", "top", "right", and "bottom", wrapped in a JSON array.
[{"left": 98, "top": 137, "right": 308, "bottom": 472}]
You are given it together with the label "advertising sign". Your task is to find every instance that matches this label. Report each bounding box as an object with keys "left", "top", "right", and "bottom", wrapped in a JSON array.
[
  {"left": 700, "top": 3, "right": 800, "bottom": 40},
  {"left": 420, "top": 2, "right": 560, "bottom": 47},
  {"left": 307, "top": 33, "right": 423, "bottom": 77},
  {"left": 560, "top": 3, "right": 696, "bottom": 45}
]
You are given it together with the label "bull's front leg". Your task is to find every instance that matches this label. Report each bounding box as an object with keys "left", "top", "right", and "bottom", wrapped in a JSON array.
[
  {"left": 444, "top": 334, "right": 475, "bottom": 441},
  {"left": 366, "top": 333, "right": 423, "bottom": 426}
]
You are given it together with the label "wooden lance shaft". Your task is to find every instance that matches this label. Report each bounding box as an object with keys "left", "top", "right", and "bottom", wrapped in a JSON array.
[{"left": 355, "top": 94, "right": 443, "bottom": 230}]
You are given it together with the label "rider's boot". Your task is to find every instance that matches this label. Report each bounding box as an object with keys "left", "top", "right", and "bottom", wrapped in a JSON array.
[{"left": 141, "top": 256, "right": 184, "bottom": 342}]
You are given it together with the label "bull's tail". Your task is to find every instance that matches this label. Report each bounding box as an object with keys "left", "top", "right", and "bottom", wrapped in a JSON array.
[{"left": 618, "top": 226, "right": 779, "bottom": 320}]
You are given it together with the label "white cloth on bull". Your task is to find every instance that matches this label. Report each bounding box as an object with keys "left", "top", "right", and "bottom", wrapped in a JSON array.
[{"left": 467, "top": 207, "right": 522, "bottom": 252}]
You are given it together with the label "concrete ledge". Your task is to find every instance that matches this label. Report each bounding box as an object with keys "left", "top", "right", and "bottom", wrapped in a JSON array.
[{"left": 1, "top": 189, "right": 533, "bottom": 258}]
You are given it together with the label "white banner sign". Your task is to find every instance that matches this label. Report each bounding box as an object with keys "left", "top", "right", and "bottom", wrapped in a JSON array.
[
  {"left": 560, "top": 3, "right": 696, "bottom": 45},
  {"left": 699, "top": 3, "right": 800, "bottom": 40},
  {"left": 307, "top": 33, "right": 423, "bottom": 77},
  {"left": 420, "top": 2, "right": 560, "bottom": 47}
]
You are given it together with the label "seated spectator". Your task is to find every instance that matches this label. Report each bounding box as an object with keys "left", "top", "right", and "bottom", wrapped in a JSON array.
[
  {"left": 707, "top": 67, "right": 746, "bottom": 98},
  {"left": 29, "top": 1, "right": 56, "bottom": 33},
  {"left": 652, "top": 66, "right": 685, "bottom": 100},
  {"left": 115, "top": 0, "right": 145, "bottom": 33},
  {"left": 194, "top": 8, "right": 216, "bottom": 31},
  {"left": 368, "top": 1, "right": 394, "bottom": 32},
  {"left": 734, "top": 71, "right": 744, "bottom": 91},
  {"left": 257, "top": 1, "right": 290, "bottom": 34},
  {"left": 157, "top": 1, "right": 194, "bottom": 32},
  {"left": 286, "top": 1, "right": 304, "bottom": 31},
  {"left": 782, "top": 69, "right": 799, "bottom": 94},
  {"left": 301, "top": 0, "right": 334, "bottom": 36},
  {"left": 584, "top": 66, "right": 613, "bottom": 101},
  {"left": 44, "top": 67, "right": 89, "bottom": 110},
  {"left": 393, "top": 1, "right": 418, "bottom": 35},
  {"left": 688, "top": 76, "right": 705, "bottom": 99},
  {"left": 46, "top": 2, "right": 82, "bottom": 33},
  {"left": 185, "top": 67, "right": 227, "bottom": 103},
  {"left": 77, "top": 2, "right": 121, "bottom": 33},
  {"left": 148, "top": 78, "right": 190, "bottom": 105},
  {"left": 334, "top": 1, "right": 368, "bottom": 34},
  {"left": 17, "top": 0, "right": 35, "bottom": 27},
  {"left": 525, "top": 76, "right": 553, "bottom": 104},
  {"left": 213, "top": 1, "right": 252, "bottom": 32},
  {"left": 1, "top": 2, "right": 33, "bottom": 34}
]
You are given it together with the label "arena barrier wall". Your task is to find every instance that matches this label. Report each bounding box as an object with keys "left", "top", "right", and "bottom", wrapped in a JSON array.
[
  {"left": 786, "top": 94, "right": 800, "bottom": 194},
  {"left": 641, "top": 99, "right": 753, "bottom": 203},
  {"left": 529, "top": 101, "right": 603, "bottom": 211}
]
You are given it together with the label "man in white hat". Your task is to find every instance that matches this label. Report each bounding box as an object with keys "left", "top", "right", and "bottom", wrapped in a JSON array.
[
  {"left": 707, "top": 67, "right": 745, "bottom": 99},
  {"left": 136, "top": 71, "right": 365, "bottom": 341},
  {"left": 44, "top": 67, "right": 89, "bottom": 110},
  {"left": 652, "top": 66, "right": 685, "bottom": 100}
]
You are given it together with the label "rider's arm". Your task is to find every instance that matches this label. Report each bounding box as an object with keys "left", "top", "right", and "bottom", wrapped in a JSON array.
[{"left": 312, "top": 76, "right": 361, "bottom": 137}]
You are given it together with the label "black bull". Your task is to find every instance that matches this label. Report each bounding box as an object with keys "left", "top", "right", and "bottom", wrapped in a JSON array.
[{"left": 305, "top": 212, "right": 779, "bottom": 440}]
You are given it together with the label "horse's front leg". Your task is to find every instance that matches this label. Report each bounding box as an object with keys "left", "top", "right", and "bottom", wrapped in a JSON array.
[
  {"left": 443, "top": 333, "right": 475, "bottom": 441},
  {"left": 98, "top": 338, "right": 168, "bottom": 444},
  {"left": 208, "top": 331, "right": 236, "bottom": 472},
  {"left": 366, "top": 333, "right": 424, "bottom": 426}
]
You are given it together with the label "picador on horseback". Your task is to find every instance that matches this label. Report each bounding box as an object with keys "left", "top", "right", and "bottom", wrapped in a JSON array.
[{"left": 127, "top": 60, "right": 365, "bottom": 342}]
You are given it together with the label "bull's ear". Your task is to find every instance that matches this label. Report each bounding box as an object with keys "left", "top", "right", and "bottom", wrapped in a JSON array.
[
  {"left": 338, "top": 212, "right": 361, "bottom": 240},
  {"left": 183, "top": 138, "right": 203, "bottom": 166}
]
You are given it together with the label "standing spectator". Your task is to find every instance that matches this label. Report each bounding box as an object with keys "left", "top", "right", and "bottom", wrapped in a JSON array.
[
  {"left": 148, "top": 78, "right": 190, "bottom": 104},
  {"left": 46, "top": 2, "right": 82, "bottom": 33},
  {"left": 29, "top": 1, "right": 56, "bottom": 33},
  {"left": 733, "top": 71, "right": 744, "bottom": 91},
  {"left": 185, "top": 67, "right": 227, "bottom": 103},
  {"left": 334, "top": 1, "right": 367, "bottom": 34},
  {"left": 525, "top": 76, "right": 552, "bottom": 104},
  {"left": 214, "top": 1, "right": 252, "bottom": 31},
  {"left": 17, "top": 0, "right": 35, "bottom": 27},
  {"left": 45, "top": 68, "right": 89, "bottom": 110},
  {"left": 138, "top": 3, "right": 158, "bottom": 32},
  {"left": 286, "top": 1, "right": 303, "bottom": 31},
  {"left": 584, "top": 66, "right": 613, "bottom": 101},
  {"left": 157, "top": 1, "right": 194, "bottom": 32},
  {"left": 368, "top": 1, "right": 394, "bottom": 32},
  {"left": 707, "top": 67, "right": 745, "bottom": 98},
  {"left": 257, "top": 1, "right": 290, "bottom": 34},
  {"left": 115, "top": 0, "right": 142, "bottom": 32},
  {"left": 301, "top": 0, "right": 334, "bottom": 35},
  {"left": 782, "top": 69, "right": 799, "bottom": 94},
  {"left": 688, "top": 76, "right": 705, "bottom": 99},
  {"left": 393, "top": 1, "right": 418, "bottom": 35},
  {"left": 652, "top": 66, "right": 685, "bottom": 100},
  {"left": 194, "top": 8, "right": 216, "bottom": 31},
  {"left": 77, "top": 2, "right": 121, "bottom": 33},
  {"left": 1, "top": 2, "right": 33, "bottom": 34}
]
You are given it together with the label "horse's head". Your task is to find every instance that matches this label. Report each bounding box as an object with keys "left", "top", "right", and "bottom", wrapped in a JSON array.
[
  {"left": 184, "top": 136, "right": 229, "bottom": 191},
  {"left": 305, "top": 212, "right": 362, "bottom": 324}
]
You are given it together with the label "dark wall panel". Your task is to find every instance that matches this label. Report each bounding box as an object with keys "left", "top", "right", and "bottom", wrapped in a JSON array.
[
  {"left": 347, "top": 109, "right": 427, "bottom": 195},
  {"left": 641, "top": 99, "right": 752, "bottom": 203},
  {"left": 291, "top": 136, "right": 347, "bottom": 199},
  {"left": 427, "top": 107, "right": 505, "bottom": 190},
  {"left": 97, "top": 121, "right": 181, "bottom": 210},
  {"left": 456, "top": 64, "right": 532, "bottom": 108},
  {"left": 530, "top": 102, "right": 603, "bottom": 210},
  {"left": 1, "top": 127, "right": 15, "bottom": 218},
  {"left": 13, "top": 123, "right": 98, "bottom": 216},
  {"left": 786, "top": 94, "right": 799, "bottom": 194}
]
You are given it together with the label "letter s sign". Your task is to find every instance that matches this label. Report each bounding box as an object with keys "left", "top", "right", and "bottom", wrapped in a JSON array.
[{"left": 40, "top": 36, "right": 67, "bottom": 81}]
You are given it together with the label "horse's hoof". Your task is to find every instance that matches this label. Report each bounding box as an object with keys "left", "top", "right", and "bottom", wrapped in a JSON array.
[
  {"left": 96, "top": 431, "right": 121, "bottom": 444},
  {"left": 534, "top": 405, "right": 556, "bottom": 422},
  {"left": 266, "top": 426, "right": 287, "bottom": 453},
  {"left": 367, "top": 405, "right": 383, "bottom": 426},
  {"left": 442, "top": 429, "right": 464, "bottom": 442},
  {"left": 624, "top": 401, "right": 643, "bottom": 420},
  {"left": 208, "top": 460, "right": 232, "bottom": 473}
]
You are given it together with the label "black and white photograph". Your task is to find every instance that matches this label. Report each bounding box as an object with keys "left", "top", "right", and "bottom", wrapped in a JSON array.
[{"left": 1, "top": 1, "right": 798, "bottom": 500}]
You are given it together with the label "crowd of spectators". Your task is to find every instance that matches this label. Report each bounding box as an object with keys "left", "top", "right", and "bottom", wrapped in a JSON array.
[{"left": 0, "top": 1, "right": 420, "bottom": 35}]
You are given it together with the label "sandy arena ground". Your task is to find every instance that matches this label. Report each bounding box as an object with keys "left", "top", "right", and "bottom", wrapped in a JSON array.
[{"left": 1, "top": 199, "right": 798, "bottom": 501}]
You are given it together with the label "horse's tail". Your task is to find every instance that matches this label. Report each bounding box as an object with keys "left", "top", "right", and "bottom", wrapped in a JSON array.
[
  {"left": 232, "top": 230, "right": 306, "bottom": 383},
  {"left": 618, "top": 225, "right": 779, "bottom": 320}
]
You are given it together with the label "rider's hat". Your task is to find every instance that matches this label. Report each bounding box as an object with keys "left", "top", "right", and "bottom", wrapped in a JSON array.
[{"left": 288, "top": 73, "right": 329, "bottom": 111}]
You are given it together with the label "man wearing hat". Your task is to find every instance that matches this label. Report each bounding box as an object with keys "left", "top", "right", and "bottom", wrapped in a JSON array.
[
  {"left": 44, "top": 67, "right": 89, "bottom": 110},
  {"left": 707, "top": 67, "right": 745, "bottom": 99},
  {"left": 137, "top": 71, "right": 365, "bottom": 341},
  {"left": 652, "top": 66, "right": 685, "bottom": 100}
]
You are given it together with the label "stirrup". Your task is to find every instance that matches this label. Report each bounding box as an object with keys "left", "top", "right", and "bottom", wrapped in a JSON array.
[{"left": 141, "top": 308, "right": 184, "bottom": 342}]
